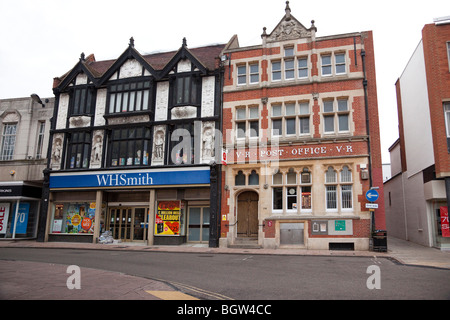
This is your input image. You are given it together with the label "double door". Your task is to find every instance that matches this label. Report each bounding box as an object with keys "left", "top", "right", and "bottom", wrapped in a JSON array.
[{"left": 108, "top": 207, "right": 148, "bottom": 242}]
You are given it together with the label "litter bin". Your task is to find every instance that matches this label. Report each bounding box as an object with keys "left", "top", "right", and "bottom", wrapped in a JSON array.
[{"left": 372, "top": 230, "right": 387, "bottom": 252}]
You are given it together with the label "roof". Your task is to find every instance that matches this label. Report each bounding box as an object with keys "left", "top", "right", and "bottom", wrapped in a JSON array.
[{"left": 53, "top": 42, "right": 227, "bottom": 90}]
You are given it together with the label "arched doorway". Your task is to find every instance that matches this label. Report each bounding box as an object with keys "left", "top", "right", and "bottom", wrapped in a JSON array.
[{"left": 237, "top": 191, "right": 259, "bottom": 238}]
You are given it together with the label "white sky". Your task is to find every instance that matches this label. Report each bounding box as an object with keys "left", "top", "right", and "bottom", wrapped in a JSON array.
[{"left": 0, "top": 0, "right": 449, "bottom": 163}]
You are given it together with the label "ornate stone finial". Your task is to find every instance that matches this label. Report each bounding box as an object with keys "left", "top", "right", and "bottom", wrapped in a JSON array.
[
  {"left": 261, "top": 27, "right": 267, "bottom": 38},
  {"left": 129, "top": 37, "right": 135, "bottom": 47},
  {"left": 310, "top": 20, "right": 317, "bottom": 32},
  {"left": 80, "top": 52, "right": 85, "bottom": 61},
  {"left": 182, "top": 37, "right": 187, "bottom": 47},
  {"left": 285, "top": 1, "right": 291, "bottom": 20}
]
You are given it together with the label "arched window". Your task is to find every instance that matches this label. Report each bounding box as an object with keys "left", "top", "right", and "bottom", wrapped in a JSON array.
[
  {"left": 340, "top": 165, "right": 352, "bottom": 182},
  {"left": 249, "top": 170, "right": 259, "bottom": 185},
  {"left": 287, "top": 168, "right": 296, "bottom": 184},
  {"left": 235, "top": 170, "right": 245, "bottom": 186},
  {"left": 325, "top": 166, "right": 337, "bottom": 183},
  {"left": 301, "top": 167, "right": 311, "bottom": 184}
]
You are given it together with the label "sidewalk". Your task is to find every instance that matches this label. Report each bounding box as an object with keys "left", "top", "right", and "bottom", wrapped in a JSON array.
[{"left": 1, "top": 236, "right": 449, "bottom": 300}]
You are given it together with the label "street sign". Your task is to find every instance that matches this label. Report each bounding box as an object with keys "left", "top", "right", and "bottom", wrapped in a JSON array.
[
  {"left": 365, "top": 203, "right": 379, "bottom": 209},
  {"left": 365, "top": 189, "right": 379, "bottom": 202}
]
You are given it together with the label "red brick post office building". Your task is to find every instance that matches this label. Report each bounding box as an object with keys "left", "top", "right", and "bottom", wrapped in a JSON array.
[{"left": 219, "top": 2, "right": 385, "bottom": 250}]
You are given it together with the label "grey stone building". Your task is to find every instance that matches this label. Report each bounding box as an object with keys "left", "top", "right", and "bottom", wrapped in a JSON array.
[{"left": 0, "top": 95, "right": 54, "bottom": 239}]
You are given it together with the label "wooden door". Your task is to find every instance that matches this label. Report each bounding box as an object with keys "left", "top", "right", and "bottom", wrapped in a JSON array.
[{"left": 237, "top": 191, "right": 259, "bottom": 237}]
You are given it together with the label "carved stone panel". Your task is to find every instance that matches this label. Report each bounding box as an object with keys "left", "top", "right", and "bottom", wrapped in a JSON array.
[
  {"left": 201, "top": 121, "right": 215, "bottom": 163},
  {"left": 152, "top": 125, "right": 166, "bottom": 166},
  {"left": 90, "top": 130, "right": 104, "bottom": 169},
  {"left": 171, "top": 106, "right": 197, "bottom": 119},
  {"left": 51, "top": 133, "right": 64, "bottom": 170}
]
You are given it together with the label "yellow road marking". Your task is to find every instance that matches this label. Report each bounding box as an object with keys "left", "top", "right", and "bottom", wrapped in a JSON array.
[{"left": 146, "top": 291, "right": 199, "bottom": 300}]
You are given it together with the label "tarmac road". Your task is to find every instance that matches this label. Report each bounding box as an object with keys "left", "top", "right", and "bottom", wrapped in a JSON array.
[{"left": 1, "top": 241, "right": 450, "bottom": 300}]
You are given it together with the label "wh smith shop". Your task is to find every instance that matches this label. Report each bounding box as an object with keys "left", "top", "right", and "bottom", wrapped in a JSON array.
[
  {"left": 39, "top": 38, "right": 226, "bottom": 247},
  {"left": 45, "top": 166, "right": 218, "bottom": 246}
]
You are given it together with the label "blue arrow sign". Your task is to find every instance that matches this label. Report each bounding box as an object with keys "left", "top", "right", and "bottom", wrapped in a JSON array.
[{"left": 366, "top": 189, "right": 379, "bottom": 202}]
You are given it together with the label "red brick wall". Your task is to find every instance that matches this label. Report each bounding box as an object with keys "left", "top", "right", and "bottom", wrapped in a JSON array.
[{"left": 422, "top": 23, "right": 450, "bottom": 177}]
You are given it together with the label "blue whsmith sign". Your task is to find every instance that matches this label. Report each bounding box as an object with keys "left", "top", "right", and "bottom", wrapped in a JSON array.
[{"left": 49, "top": 167, "right": 210, "bottom": 189}]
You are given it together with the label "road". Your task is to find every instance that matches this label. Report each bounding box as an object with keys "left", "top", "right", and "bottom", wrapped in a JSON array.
[{"left": 1, "top": 247, "right": 449, "bottom": 300}]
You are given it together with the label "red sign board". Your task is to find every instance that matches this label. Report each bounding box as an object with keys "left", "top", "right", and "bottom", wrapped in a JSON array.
[{"left": 440, "top": 207, "right": 450, "bottom": 237}]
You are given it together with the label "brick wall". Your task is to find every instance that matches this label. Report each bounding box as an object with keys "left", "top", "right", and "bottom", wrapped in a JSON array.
[{"left": 422, "top": 23, "right": 450, "bottom": 177}]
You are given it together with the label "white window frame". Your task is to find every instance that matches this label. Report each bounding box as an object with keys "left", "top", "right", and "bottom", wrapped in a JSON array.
[
  {"left": 271, "top": 102, "right": 311, "bottom": 139},
  {"left": 447, "top": 42, "right": 450, "bottom": 72},
  {"left": 237, "top": 65, "right": 247, "bottom": 86},
  {"left": 1, "top": 123, "right": 17, "bottom": 161},
  {"left": 321, "top": 52, "right": 347, "bottom": 77},
  {"left": 235, "top": 105, "right": 259, "bottom": 140},
  {"left": 298, "top": 57, "right": 309, "bottom": 79},
  {"left": 322, "top": 98, "right": 350, "bottom": 135},
  {"left": 36, "top": 121, "right": 46, "bottom": 159},
  {"left": 444, "top": 102, "right": 450, "bottom": 138}
]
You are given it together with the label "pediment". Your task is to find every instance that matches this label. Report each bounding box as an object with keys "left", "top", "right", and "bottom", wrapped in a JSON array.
[
  {"left": 267, "top": 16, "right": 312, "bottom": 42},
  {"left": 265, "top": 2, "right": 315, "bottom": 43}
]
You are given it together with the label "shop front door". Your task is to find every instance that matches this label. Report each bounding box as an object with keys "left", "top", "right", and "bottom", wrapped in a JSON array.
[
  {"left": 108, "top": 207, "right": 149, "bottom": 242},
  {"left": 109, "top": 208, "right": 132, "bottom": 241},
  {"left": 237, "top": 191, "right": 259, "bottom": 237}
]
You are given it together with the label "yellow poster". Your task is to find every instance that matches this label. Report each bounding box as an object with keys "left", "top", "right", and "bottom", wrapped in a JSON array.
[{"left": 155, "top": 201, "right": 180, "bottom": 236}]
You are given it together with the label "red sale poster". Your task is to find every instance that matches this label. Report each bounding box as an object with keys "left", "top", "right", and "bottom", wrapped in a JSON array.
[{"left": 440, "top": 207, "right": 450, "bottom": 237}]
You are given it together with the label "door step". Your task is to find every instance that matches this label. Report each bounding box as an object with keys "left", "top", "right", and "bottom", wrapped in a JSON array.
[{"left": 228, "top": 237, "right": 261, "bottom": 249}]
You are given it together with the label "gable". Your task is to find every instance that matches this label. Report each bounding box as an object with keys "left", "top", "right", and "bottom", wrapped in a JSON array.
[
  {"left": 99, "top": 43, "right": 157, "bottom": 84},
  {"left": 265, "top": 2, "right": 315, "bottom": 43}
]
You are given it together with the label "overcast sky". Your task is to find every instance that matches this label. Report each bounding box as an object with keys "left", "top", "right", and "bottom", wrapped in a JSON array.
[{"left": 0, "top": 0, "right": 449, "bottom": 163}]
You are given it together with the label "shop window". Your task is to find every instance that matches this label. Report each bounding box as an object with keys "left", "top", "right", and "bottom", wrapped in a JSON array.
[
  {"left": 272, "top": 168, "right": 312, "bottom": 213},
  {"left": 51, "top": 202, "right": 95, "bottom": 234},
  {"left": 66, "top": 131, "right": 91, "bottom": 169},
  {"left": 108, "top": 80, "right": 151, "bottom": 114},
  {"left": 109, "top": 127, "right": 150, "bottom": 167},
  {"left": 188, "top": 207, "right": 210, "bottom": 243},
  {"left": 71, "top": 87, "right": 95, "bottom": 115}
]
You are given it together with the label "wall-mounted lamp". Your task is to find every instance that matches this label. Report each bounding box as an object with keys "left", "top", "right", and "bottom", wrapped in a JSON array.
[{"left": 30, "top": 93, "right": 49, "bottom": 108}]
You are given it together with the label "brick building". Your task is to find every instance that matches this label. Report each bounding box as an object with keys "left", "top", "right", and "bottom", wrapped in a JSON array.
[
  {"left": 385, "top": 17, "right": 450, "bottom": 249},
  {"left": 220, "top": 2, "right": 385, "bottom": 250}
]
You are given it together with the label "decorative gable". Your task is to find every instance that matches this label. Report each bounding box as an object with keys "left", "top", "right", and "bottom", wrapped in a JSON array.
[{"left": 264, "top": 1, "right": 316, "bottom": 43}]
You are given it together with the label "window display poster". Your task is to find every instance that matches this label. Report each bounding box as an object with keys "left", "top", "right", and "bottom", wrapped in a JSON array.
[
  {"left": 11, "top": 203, "right": 30, "bottom": 234},
  {"left": 0, "top": 203, "right": 10, "bottom": 235},
  {"left": 155, "top": 201, "right": 180, "bottom": 236},
  {"left": 64, "top": 203, "right": 95, "bottom": 234},
  {"left": 440, "top": 207, "right": 450, "bottom": 237}
]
